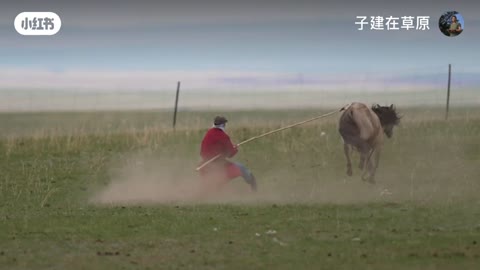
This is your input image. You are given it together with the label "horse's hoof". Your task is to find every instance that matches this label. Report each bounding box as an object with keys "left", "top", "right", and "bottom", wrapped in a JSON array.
[
  {"left": 347, "top": 167, "right": 353, "bottom": 176},
  {"left": 361, "top": 174, "right": 375, "bottom": 184}
]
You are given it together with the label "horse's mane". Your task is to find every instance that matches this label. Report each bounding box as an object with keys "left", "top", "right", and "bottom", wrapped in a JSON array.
[{"left": 371, "top": 104, "right": 401, "bottom": 126}]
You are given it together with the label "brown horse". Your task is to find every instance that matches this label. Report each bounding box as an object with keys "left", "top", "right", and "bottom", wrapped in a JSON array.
[{"left": 338, "top": 102, "right": 400, "bottom": 183}]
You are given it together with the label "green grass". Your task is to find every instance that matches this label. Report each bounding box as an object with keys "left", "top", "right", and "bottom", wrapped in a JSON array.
[{"left": 1, "top": 107, "right": 480, "bottom": 269}]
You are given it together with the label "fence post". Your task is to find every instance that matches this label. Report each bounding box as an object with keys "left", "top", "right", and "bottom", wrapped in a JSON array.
[
  {"left": 173, "top": 81, "right": 181, "bottom": 129},
  {"left": 445, "top": 64, "right": 451, "bottom": 120}
]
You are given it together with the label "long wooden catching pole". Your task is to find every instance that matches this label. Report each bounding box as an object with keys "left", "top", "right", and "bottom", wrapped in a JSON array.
[{"left": 195, "top": 104, "right": 350, "bottom": 171}]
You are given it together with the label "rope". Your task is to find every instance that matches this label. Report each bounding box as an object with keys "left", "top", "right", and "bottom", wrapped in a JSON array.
[{"left": 195, "top": 104, "right": 350, "bottom": 171}]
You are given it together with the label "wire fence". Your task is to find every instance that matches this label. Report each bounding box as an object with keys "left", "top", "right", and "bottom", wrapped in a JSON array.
[{"left": 0, "top": 65, "right": 478, "bottom": 113}]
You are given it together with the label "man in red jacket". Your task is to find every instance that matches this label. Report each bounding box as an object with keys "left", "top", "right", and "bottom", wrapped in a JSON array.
[{"left": 199, "top": 116, "right": 257, "bottom": 192}]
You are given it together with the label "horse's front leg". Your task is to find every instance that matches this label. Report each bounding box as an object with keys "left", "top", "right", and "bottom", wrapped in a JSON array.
[{"left": 344, "top": 143, "right": 353, "bottom": 176}]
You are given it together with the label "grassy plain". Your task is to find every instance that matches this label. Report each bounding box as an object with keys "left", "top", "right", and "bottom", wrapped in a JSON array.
[{"left": 1, "top": 107, "right": 479, "bottom": 269}]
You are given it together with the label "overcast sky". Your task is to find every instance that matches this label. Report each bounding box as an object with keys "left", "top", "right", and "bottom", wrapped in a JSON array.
[{"left": 0, "top": 0, "right": 478, "bottom": 91}]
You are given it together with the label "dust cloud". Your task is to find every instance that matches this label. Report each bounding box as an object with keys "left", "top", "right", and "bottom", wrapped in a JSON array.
[{"left": 89, "top": 155, "right": 397, "bottom": 206}]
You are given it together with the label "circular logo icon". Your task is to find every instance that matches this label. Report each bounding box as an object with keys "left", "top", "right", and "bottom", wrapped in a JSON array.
[{"left": 438, "top": 11, "right": 464, "bottom": 37}]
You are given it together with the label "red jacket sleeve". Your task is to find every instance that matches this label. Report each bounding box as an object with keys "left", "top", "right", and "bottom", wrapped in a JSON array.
[{"left": 223, "top": 133, "right": 238, "bottom": 158}]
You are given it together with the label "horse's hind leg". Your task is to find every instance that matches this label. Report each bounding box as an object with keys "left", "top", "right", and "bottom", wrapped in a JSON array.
[
  {"left": 359, "top": 155, "right": 365, "bottom": 170},
  {"left": 342, "top": 135, "right": 368, "bottom": 171},
  {"left": 362, "top": 149, "right": 378, "bottom": 184},
  {"left": 365, "top": 159, "right": 376, "bottom": 184},
  {"left": 369, "top": 148, "right": 382, "bottom": 183},
  {"left": 374, "top": 147, "right": 381, "bottom": 170},
  {"left": 358, "top": 142, "right": 370, "bottom": 171},
  {"left": 343, "top": 143, "right": 353, "bottom": 176}
]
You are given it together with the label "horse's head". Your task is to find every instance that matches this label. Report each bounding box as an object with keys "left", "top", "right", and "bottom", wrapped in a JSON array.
[{"left": 372, "top": 104, "right": 401, "bottom": 138}]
